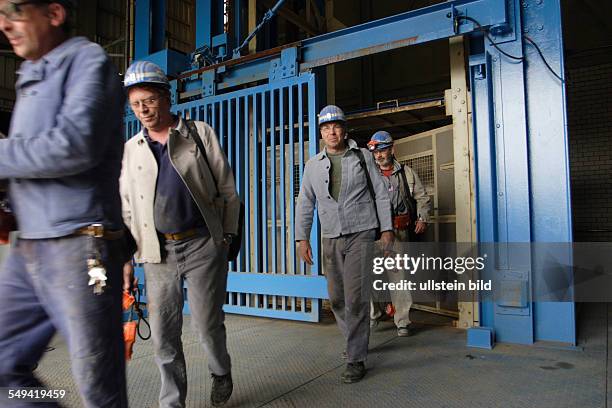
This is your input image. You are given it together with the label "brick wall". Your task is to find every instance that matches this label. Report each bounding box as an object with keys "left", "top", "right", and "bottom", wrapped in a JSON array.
[{"left": 567, "top": 54, "right": 612, "bottom": 242}]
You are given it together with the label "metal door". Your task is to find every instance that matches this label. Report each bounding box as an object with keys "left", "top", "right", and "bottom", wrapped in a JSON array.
[{"left": 126, "top": 72, "right": 328, "bottom": 322}]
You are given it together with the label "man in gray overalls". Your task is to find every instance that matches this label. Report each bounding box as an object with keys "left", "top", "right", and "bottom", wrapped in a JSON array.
[
  {"left": 296, "top": 105, "right": 394, "bottom": 383},
  {"left": 367, "top": 131, "right": 432, "bottom": 337}
]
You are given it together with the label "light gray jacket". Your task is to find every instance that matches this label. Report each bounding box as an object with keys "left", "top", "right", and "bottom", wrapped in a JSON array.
[
  {"left": 295, "top": 139, "right": 393, "bottom": 240},
  {"left": 120, "top": 117, "right": 240, "bottom": 263}
]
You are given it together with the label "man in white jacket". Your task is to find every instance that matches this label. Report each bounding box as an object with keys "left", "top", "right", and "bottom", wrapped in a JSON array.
[{"left": 120, "top": 61, "right": 240, "bottom": 408}]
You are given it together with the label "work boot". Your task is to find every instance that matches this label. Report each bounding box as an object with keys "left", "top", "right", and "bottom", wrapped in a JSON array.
[
  {"left": 211, "top": 373, "right": 233, "bottom": 407},
  {"left": 397, "top": 326, "right": 412, "bottom": 337},
  {"left": 341, "top": 362, "right": 366, "bottom": 384}
]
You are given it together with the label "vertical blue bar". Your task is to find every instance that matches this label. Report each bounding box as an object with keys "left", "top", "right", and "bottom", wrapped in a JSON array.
[
  {"left": 307, "top": 73, "right": 321, "bottom": 321},
  {"left": 261, "top": 91, "right": 268, "bottom": 274},
  {"left": 279, "top": 87, "right": 287, "bottom": 275},
  {"left": 307, "top": 74, "right": 320, "bottom": 276},
  {"left": 307, "top": 74, "right": 321, "bottom": 321},
  {"left": 288, "top": 85, "right": 296, "bottom": 276},
  {"left": 270, "top": 89, "right": 277, "bottom": 275},
  {"left": 253, "top": 94, "right": 261, "bottom": 275},
  {"left": 244, "top": 95, "right": 251, "bottom": 273},
  {"left": 297, "top": 82, "right": 305, "bottom": 275},
  {"left": 212, "top": 103, "right": 217, "bottom": 134},
  {"left": 196, "top": 0, "right": 213, "bottom": 50},
  {"left": 233, "top": 0, "right": 244, "bottom": 50},
  {"left": 229, "top": 99, "right": 235, "bottom": 169},
  {"left": 227, "top": 99, "right": 235, "bottom": 272},
  {"left": 233, "top": 98, "right": 241, "bottom": 272},
  {"left": 220, "top": 101, "right": 225, "bottom": 151},
  {"left": 134, "top": 0, "right": 151, "bottom": 59}
]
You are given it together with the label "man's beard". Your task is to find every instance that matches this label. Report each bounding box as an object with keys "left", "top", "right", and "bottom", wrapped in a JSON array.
[{"left": 376, "top": 156, "right": 393, "bottom": 167}]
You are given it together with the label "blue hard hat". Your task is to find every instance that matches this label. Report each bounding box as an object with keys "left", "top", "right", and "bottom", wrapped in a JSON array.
[
  {"left": 367, "top": 131, "right": 394, "bottom": 151},
  {"left": 318, "top": 105, "right": 346, "bottom": 126},
  {"left": 124, "top": 61, "right": 170, "bottom": 89}
]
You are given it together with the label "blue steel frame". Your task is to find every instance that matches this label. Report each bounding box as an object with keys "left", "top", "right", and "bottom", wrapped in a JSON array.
[
  {"left": 134, "top": 0, "right": 166, "bottom": 60},
  {"left": 470, "top": 0, "right": 574, "bottom": 344},
  {"left": 130, "top": 0, "right": 576, "bottom": 342},
  {"left": 176, "top": 0, "right": 510, "bottom": 93}
]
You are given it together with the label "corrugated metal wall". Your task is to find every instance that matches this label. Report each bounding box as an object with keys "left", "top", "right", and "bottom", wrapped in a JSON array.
[{"left": 167, "top": 0, "right": 196, "bottom": 54}]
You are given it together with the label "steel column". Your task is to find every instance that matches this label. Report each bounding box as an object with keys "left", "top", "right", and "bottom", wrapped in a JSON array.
[
  {"left": 471, "top": 0, "right": 573, "bottom": 344},
  {"left": 134, "top": 0, "right": 167, "bottom": 59},
  {"left": 522, "top": 0, "right": 574, "bottom": 344},
  {"left": 134, "top": 0, "right": 151, "bottom": 59}
]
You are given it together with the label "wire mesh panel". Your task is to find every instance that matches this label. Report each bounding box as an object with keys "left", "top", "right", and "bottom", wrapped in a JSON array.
[
  {"left": 405, "top": 155, "right": 434, "bottom": 191},
  {"left": 126, "top": 72, "right": 326, "bottom": 322}
]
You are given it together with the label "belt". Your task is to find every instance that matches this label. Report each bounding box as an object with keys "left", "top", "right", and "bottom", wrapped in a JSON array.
[
  {"left": 163, "top": 228, "right": 201, "bottom": 241},
  {"left": 75, "top": 224, "right": 124, "bottom": 240}
]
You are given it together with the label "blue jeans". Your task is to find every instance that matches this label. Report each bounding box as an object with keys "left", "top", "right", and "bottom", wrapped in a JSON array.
[{"left": 0, "top": 235, "right": 128, "bottom": 408}]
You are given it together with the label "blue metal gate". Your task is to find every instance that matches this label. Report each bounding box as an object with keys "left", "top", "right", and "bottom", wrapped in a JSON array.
[{"left": 126, "top": 72, "right": 328, "bottom": 322}]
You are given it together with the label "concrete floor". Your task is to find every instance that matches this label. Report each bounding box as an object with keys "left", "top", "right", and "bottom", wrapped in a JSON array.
[{"left": 34, "top": 303, "right": 609, "bottom": 408}]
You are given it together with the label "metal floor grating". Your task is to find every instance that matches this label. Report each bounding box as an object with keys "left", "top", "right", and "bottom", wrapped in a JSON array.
[{"left": 32, "top": 305, "right": 609, "bottom": 407}]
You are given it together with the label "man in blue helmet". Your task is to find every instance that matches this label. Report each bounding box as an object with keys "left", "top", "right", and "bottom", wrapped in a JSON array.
[
  {"left": 367, "top": 130, "right": 431, "bottom": 337},
  {"left": 0, "top": 0, "right": 130, "bottom": 406},
  {"left": 296, "top": 105, "right": 394, "bottom": 383},
  {"left": 121, "top": 60, "right": 240, "bottom": 407}
]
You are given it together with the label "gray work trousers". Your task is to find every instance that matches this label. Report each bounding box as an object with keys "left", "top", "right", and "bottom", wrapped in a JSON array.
[
  {"left": 144, "top": 234, "right": 230, "bottom": 408},
  {"left": 322, "top": 229, "right": 376, "bottom": 363},
  {"left": 371, "top": 228, "right": 413, "bottom": 327}
]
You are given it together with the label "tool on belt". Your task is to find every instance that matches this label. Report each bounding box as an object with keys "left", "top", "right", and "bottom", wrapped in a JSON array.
[
  {"left": 123, "top": 286, "right": 150, "bottom": 361},
  {"left": 385, "top": 303, "right": 396, "bottom": 317},
  {"left": 78, "top": 224, "right": 124, "bottom": 295},
  {"left": 392, "top": 214, "right": 412, "bottom": 230},
  {"left": 0, "top": 197, "right": 16, "bottom": 245}
]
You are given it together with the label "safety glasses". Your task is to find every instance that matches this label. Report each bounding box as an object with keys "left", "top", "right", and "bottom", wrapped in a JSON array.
[
  {"left": 320, "top": 123, "right": 344, "bottom": 134},
  {"left": 129, "top": 96, "right": 161, "bottom": 110},
  {"left": 0, "top": 1, "right": 44, "bottom": 22}
]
